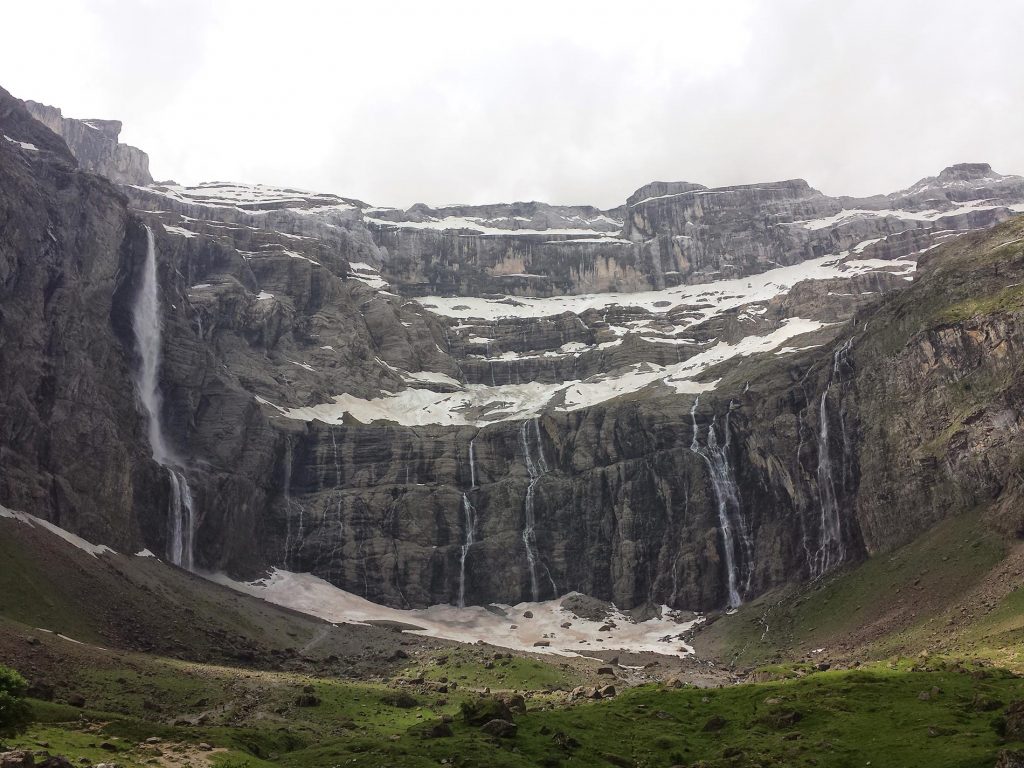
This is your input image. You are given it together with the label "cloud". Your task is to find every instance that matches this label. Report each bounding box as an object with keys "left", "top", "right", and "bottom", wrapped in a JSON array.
[{"left": 2, "top": 0, "right": 1022, "bottom": 208}]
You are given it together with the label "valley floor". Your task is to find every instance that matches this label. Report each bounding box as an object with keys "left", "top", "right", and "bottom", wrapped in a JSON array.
[{"left": 3, "top": 510, "right": 1024, "bottom": 767}]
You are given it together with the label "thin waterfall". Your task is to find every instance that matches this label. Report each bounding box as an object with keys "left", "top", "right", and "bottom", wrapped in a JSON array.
[
  {"left": 519, "top": 417, "right": 548, "bottom": 602},
  {"left": 689, "top": 397, "right": 746, "bottom": 609},
  {"left": 330, "top": 428, "right": 344, "bottom": 536},
  {"left": 457, "top": 493, "right": 477, "bottom": 608},
  {"left": 131, "top": 225, "right": 195, "bottom": 570},
  {"left": 282, "top": 439, "right": 302, "bottom": 566},
  {"left": 812, "top": 338, "right": 853, "bottom": 577},
  {"left": 468, "top": 439, "right": 477, "bottom": 489}
]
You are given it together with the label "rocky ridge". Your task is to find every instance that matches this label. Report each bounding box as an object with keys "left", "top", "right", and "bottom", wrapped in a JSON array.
[{"left": 2, "top": 87, "right": 1023, "bottom": 616}]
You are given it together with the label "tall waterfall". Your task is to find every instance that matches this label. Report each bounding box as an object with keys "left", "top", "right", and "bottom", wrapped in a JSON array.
[
  {"left": 457, "top": 493, "right": 477, "bottom": 608},
  {"left": 519, "top": 417, "right": 551, "bottom": 602},
  {"left": 812, "top": 339, "right": 853, "bottom": 577},
  {"left": 468, "top": 438, "right": 477, "bottom": 489},
  {"left": 689, "top": 397, "right": 748, "bottom": 609},
  {"left": 131, "top": 225, "right": 195, "bottom": 570}
]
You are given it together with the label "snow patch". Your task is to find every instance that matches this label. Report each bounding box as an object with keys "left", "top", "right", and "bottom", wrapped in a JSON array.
[
  {"left": 210, "top": 568, "right": 701, "bottom": 657},
  {"left": 3, "top": 135, "right": 39, "bottom": 151},
  {"left": 413, "top": 255, "right": 916, "bottom": 322},
  {"left": 274, "top": 318, "right": 823, "bottom": 426},
  {"left": 0, "top": 504, "right": 115, "bottom": 556}
]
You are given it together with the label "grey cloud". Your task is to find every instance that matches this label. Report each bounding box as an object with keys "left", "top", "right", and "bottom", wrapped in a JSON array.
[{"left": 2, "top": 0, "right": 1022, "bottom": 208}]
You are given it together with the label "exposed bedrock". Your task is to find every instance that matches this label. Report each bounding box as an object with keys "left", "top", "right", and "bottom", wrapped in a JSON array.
[{"left": 3, "top": 84, "right": 1024, "bottom": 615}]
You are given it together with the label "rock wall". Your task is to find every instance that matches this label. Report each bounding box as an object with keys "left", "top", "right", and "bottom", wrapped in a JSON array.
[
  {"left": 23, "top": 100, "right": 152, "bottom": 186},
  {"left": 3, "top": 83, "right": 1024, "bottom": 615}
]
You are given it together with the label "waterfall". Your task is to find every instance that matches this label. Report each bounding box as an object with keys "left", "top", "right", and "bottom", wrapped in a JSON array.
[
  {"left": 457, "top": 493, "right": 477, "bottom": 608},
  {"left": 282, "top": 439, "right": 303, "bottom": 566},
  {"left": 330, "top": 428, "right": 344, "bottom": 535},
  {"left": 131, "top": 225, "right": 196, "bottom": 570},
  {"left": 468, "top": 439, "right": 477, "bottom": 489},
  {"left": 812, "top": 338, "right": 853, "bottom": 577},
  {"left": 689, "top": 397, "right": 748, "bottom": 609},
  {"left": 519, "top": 417, "right": 552, "bottom": 602}
]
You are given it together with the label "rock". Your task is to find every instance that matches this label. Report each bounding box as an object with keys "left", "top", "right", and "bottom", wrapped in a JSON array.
[
  {"left": 97, "top": 744, "right": 117, "bottom": 753},
  {"left": 757, "top": 710, "right": 803, "bottom": 729},
  {"left": 533, "top": 640, "right": 550, "bottom": 647},
  {"left": 497, "top": 693, "right": 527, "bottom": 714},
  {"left": 480, "top": 719, "right": 517, "bottom": 738},
  {"left": 1004, "top": 700, "right": 1024, "bottom": 740},
  {"left": 197, "top": 744, "right": 212, "bottom": 752},
  {"left": 294, "top": 694, "right": 320, "bottom": 707},
  {"left": 381, "top": 691, "right": 419, "bottom": 709},
  {"left": 597, "top": 666, "right": 615, "bottom": 676},
  {"left": 971, "top": 694, "right": 1003, "bottom": 712},
  {"left": 66, "top": 695, "right": 85, "bottom": 708},
  {"left": 599, "top": 685, "right": 616, "bottom": 697},
  {"left": 996, "top": 750, "right": 1024, "bottom": 768},
  {"left": 419, "top": 721, "right": 453, "bottom": 739},
  {"left": 702, "top": 715, "right": 728, "bottom": 732},
  {"left": 460, "top": 697, "right": 513, "bottom": 726},
  {"left": 522, "top": 611, "right": 533, "bottom": 619},
  {"left": 1, "top": 751, "right": 35, "bottom": 768},
  {"left": 552, "top": 731, "right": 580, "bottom": 750},
  {"left": 24, "top": 101, "right": 152, "bottom": 186}
]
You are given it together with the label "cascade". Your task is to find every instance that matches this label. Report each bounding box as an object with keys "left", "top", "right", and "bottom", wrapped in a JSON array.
[
  {"left": 519, "top": 417, "right": 552, "bottom": 601},
  {"left": 457, "top": 493, "right": 477, "bottom": 608},
  {"left": 689, "top": 397, "right": 748, "bottom": 609},
  {"left": 131, "top": 225, "right": 195, "bottom": 569},
  {"left": 468, "top": 439, "right": 477, "bottom": 488},
  {"left": 812, "top": 338, "right": 853, "bottom": 577},
  {"left": 282, "top": 439, "right": 302, "bottom": 565},
  {"left": 330, "top": 429, "right": 344, "bottom": 534}
]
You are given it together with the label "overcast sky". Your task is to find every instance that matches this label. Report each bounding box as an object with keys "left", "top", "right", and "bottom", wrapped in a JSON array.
[{"left": 3, "top": 0, "right": 1022, "bottom": 208}]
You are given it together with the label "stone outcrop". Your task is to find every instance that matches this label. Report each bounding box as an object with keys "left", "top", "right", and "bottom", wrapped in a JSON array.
[{"left": 23, "top": 100, "right": 152, "bottom": 186}]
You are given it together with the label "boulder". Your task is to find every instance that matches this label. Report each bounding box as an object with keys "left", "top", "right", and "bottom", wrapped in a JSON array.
[
  {"left": 480, "top": 719, "right": 517, "bottom": 738},
  {"left": 461, "top": 697, "right": 513, "bottom": 726}
]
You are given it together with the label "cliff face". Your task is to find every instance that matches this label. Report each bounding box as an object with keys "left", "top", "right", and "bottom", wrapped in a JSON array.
[
  {"left": 24, "top": 100, "right": 153, "bottom": 186},
  {"left": 0, "top": 87, "right": 155, "bottom": 549},
  {"left": 2, "top": 84, "right": 1023, "bottom": 614}
]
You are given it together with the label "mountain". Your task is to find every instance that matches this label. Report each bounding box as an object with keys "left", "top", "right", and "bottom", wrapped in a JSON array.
[{"left": 2, "top": 85, "right": 1024, "bottom": 622}]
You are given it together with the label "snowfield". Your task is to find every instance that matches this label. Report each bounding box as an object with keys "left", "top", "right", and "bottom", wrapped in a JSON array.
[
  {"left": 413, "top": 254, "right": 917, "bottom": 321},
  {"left": 211, "top": 568, "right": 702, "bottom": 658}
]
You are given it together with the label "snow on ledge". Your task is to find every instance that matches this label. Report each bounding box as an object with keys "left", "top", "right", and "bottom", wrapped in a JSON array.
[
  {"left": 209, "top": 568, "right": 701, "bottom": 657},
  {"left": 413, "top": 254, "right": 918, "bottom": 322},
  {"left": 267, "top": 317, "right": 823, "bottom": 427}
]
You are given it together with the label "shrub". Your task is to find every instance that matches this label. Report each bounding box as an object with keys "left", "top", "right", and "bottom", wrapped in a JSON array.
[{"left": 0, "top": 665, "right": 31, "bottom": 738}]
